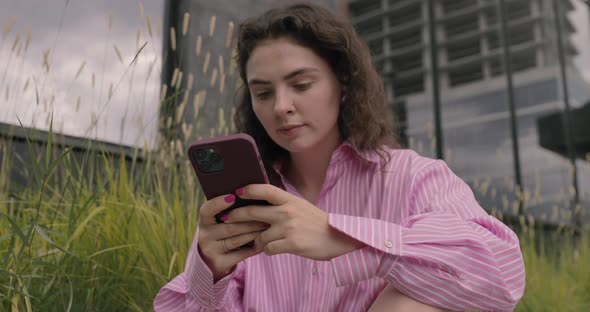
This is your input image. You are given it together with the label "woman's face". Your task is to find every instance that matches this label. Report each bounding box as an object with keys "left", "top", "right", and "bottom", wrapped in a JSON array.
[{"left": 246, "top": 37, "right": 342, "bottom": 154}]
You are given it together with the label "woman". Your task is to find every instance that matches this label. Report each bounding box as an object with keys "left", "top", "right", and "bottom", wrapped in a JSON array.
[{"left": 155, "top": 3, "right": 525, "bottom": 311}]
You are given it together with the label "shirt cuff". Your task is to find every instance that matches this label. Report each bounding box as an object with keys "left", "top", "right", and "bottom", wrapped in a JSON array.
[
  {"left": 330, "top": 245, "right": 384, "bottom": 286},
  {"left": 328, "top": 213, "right": 403, "bottom": 286},
  {"left": 187, "top": 235, "right": 237, "bottom": 308}
]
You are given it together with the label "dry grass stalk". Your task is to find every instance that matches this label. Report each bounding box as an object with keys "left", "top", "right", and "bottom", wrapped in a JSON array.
[
  {"left": 512, "top": 201, "right": 519, "bottom": 216},
  {"left": 119, "top": 115, "right": 126, "bottom": 142},
  {"left": 157, "top": 19, "right": 162, "bottom": 37},
  {"left": 193, "top": 90, "right": 206, "bottom": 118},
  {"left": 170, "top": 68, "right": 179, "bottom": 87},
  {"left": 146, "top": 57, "right": 157, "bottom": 81},
  {"left": 186, "top": 73, "right": 194, "bottom": 90},
  {"left": 210, "top": 68, "right": 218, "bottom": 87},
  {"left": 42, "top": 49, "right": 50, "bottom": 72},
  {"left": 11, "top": 32, "right": 21, "bottom": 52},
  {"left": 108, "top": 15, "right": 113, "bottom": 32},
  {"left": 228, "top": 49, "right": 238, "bottom": 77},
  {"left": 209, "top": 15, "right": 216, "bottom": 37},
  {"left": 76, "top": 96, "right": 81, "bottom": 112},
  {"left": 176, "top": 97, "right": 188, "bottom": 123},
  {"left": 176, "top": 71, "right": 183, "bottom": 89},
  {"left": 181, "top": 89, "right": 190, "bottom": 106},
  {"left": 108, "top": 83, "right": 113, "bottom": 100},
  {"left": 219, "top": 74, "right": 225, "bottom": 93},
  {"left": 195, "top": 35, "right": 202, "bottom": 57},
  {"left": 75, "top": 61, "right": 86, "bottom": 80},
  {"left": 170, "top": 27, "right": 177, "bottom": 51},
  {"left": 182, "top": 122, "right": 193, "bottom": 140},
  {"left": 2, "top": 17, "right": 17, "bottom": 37},
  {"left": 174, "top": 139, "right": 183, "bottom": 157},
  {"left": 218, "top": 107, "right": 226, "bottom": 129},
  {"left": 16, "top": 37, "right": 23, "bottom": 57},
  {"left": 146, "top": 16, "right": 153, "bottom": 38},
  {"left": 203, "top": 51, "right": 210, "bottom": 73},
  {"left": 136, "top": 30, "right": 142, "bottom": 49},
  {"left": 5, "top": 85, "right": 9, "bottom": 101},
  {"left": 138, "top": 2, "right": 145, "bottom": 17},
  {"left": 218, "top": 55, "right": 225, "bottom": 74},
  {"left": 91, "top": 72, "right": 96, "bottom": 89},
  {"left": 182, "top": 13, "right": 190, "bottom": 36},
  {"left": 23, "top": 78, "right": 29, "bottom": 91},
  {"left": 24, "top": 29, "right": 32, "bottom": 53},
  {"left": 160, "top": 84, "right": 168, "bottom": 102},
  {"left": 226, "top": 21, "right": 234, "bottom": 48}
]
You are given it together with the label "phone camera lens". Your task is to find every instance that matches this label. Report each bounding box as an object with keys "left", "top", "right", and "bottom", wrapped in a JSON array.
[
  {"left": 195, "top": 149, "right": 207, "bottom": 160},
  {"left": 200, "top": 160, "right": 211, "bottom": 171},
  {"left": 210, "top": 153, "right": 222, "bottom": 163}
]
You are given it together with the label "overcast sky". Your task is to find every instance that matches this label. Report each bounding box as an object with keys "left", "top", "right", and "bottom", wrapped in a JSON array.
[
  {"left": 0, "top": 0, "right": 164, "bottom": 149},
  {"left": 0, "top": 0, "right": 589, "bottom": 149}
]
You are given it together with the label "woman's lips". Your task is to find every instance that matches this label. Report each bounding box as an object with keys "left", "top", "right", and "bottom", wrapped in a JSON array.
[{"left": 278, "top": 124, "right": 304, "bottom": 137}]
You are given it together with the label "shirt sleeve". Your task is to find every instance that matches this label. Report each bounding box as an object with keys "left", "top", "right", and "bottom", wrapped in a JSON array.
[
  {"left": 153, "top": 227, "right": 246, "bottom": 311},
  {"left": 328, "top": 158, "right": 525, "bottom": 312}
]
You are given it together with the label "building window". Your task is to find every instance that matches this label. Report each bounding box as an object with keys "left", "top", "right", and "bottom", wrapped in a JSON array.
[{"left": 449, "top": 62, "right": 484, "bottom": 87}]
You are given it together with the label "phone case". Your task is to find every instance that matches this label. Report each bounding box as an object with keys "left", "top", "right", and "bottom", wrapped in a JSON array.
[{"left": 188, "top": 133, "right": 271, "bottom": 226}]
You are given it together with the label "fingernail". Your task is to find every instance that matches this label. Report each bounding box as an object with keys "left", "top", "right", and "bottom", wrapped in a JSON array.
[
  {"left": 220, "top": 214, "right": 229, "bottom": 222},
  {"left": 251, "top": 245, "right": 256, "bottom": 251},
  {"left": 235, "top": 187, "right": 245, "bottom": 196},
  {"left": 224, "top": 194, "right": 235, "bottom": 203}
]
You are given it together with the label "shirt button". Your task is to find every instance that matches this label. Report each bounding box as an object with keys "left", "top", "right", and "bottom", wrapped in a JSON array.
[{"left": 385, "top": 241, "right": 393, "bottom": 248}]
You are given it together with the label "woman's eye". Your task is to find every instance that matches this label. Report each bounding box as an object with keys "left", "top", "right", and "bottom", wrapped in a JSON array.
[
  {"left": 255, "top": 91, "right": 272, "bottom": 99},
  {"left": 293, "top": 82, "right": 312, "bottom": 91}
]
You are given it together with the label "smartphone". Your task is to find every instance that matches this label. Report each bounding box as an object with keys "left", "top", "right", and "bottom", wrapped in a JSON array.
[{"left": 188, "top": 133, "right": 271, "bottom": 227}]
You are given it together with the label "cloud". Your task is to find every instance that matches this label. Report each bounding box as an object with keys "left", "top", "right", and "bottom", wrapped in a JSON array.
[{"left": 0, "top": 0, "right": 164, "bottom": 148}]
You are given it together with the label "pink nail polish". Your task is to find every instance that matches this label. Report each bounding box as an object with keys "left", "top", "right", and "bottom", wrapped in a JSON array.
[
  {"left": 224, "top": 194, "right": 235, "bottom": 203},
  {"left": 235, "top": 187, "right": 245, "bottom": 196},
  {"left": 220, "top": 214, "right": 229, "bottom": 222}
]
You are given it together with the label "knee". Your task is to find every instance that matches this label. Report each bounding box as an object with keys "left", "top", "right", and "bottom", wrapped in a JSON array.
[{"left": 369, "top": 285, "right": 452, "bottom": 312}]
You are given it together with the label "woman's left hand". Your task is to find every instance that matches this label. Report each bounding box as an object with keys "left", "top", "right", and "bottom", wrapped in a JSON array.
[{"left": 220, "top": 184, "right": 365, "bottom": 260}]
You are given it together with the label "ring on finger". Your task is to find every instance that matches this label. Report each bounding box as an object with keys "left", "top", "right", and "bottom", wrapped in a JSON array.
[{"left": 222, "top": 239, "right": 231, "bottom": 253}]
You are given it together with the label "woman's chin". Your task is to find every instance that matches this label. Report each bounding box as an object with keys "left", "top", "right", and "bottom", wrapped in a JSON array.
[{"left": 276, "top": 138, "right": 314, "bottom": 154}]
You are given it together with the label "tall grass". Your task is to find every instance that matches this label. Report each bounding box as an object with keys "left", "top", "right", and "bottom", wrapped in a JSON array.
[
  {"left": 1, "top": 126, "right": 589, "bottom": 311},
  {"left": 0, "top": 119, "right": 201, "bottom": 311}
]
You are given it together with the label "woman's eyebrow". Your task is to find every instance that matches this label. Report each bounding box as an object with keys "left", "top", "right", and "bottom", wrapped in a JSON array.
[{"left": 248, "top": 67, "right": 319, "bottom": 86}]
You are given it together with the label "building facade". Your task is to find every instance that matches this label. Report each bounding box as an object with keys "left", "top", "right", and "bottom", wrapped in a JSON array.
[{"left": 348, "top": 0, "right": 590, "bottom": 225}]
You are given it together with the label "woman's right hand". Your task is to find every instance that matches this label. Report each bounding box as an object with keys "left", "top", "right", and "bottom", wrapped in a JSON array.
[{"left": 198, "top": 194, "right": 267, "bottom": 282}]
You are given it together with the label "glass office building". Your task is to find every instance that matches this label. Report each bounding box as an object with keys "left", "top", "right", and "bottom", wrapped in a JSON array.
[{"left": 348, "top": 0, "right": 590, "bottom": 225}]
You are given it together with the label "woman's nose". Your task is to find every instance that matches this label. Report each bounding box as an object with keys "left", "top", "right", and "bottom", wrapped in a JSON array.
[{"left": 273, "top": 90, "right": 295, "bottom": 116}]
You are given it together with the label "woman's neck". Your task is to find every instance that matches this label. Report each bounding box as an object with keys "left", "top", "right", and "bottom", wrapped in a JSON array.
[{"left": 284, "top": 137, "right": 341, "bottom": 202}]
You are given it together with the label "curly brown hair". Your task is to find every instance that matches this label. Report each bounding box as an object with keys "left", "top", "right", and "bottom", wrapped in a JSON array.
[{"left": 234, "top": 3, "right": 399, "bottom": 171}]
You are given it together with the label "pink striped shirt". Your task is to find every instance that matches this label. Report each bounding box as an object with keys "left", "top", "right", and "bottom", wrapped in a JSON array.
[{"left": 154, "top": 143, "right": 525, "bottom": 311}]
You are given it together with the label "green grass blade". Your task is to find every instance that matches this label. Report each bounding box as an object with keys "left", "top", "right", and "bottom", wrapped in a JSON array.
[
  {"left": 15, "top": 116, "right": 43, "bottom": 186},
  {"left": 34, "top": 225, "right": 73, "bottom": 256},
  {"left": 45, "top": 113, "right": 53, "bottom": 170},
  {"left": 0, "top": 210, "right": 27, "bottom": 244},
  {"left": 88, "top": 244, "right": 134, "bottom": 259}
]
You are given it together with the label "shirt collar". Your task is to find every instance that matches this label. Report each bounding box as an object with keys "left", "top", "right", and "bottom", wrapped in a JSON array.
[
  {"left": 271, "top": 140, "right": 380, "bottom": 175},
  {"left": 339, "top": 141, "right": 382, "bottom": 165}
]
